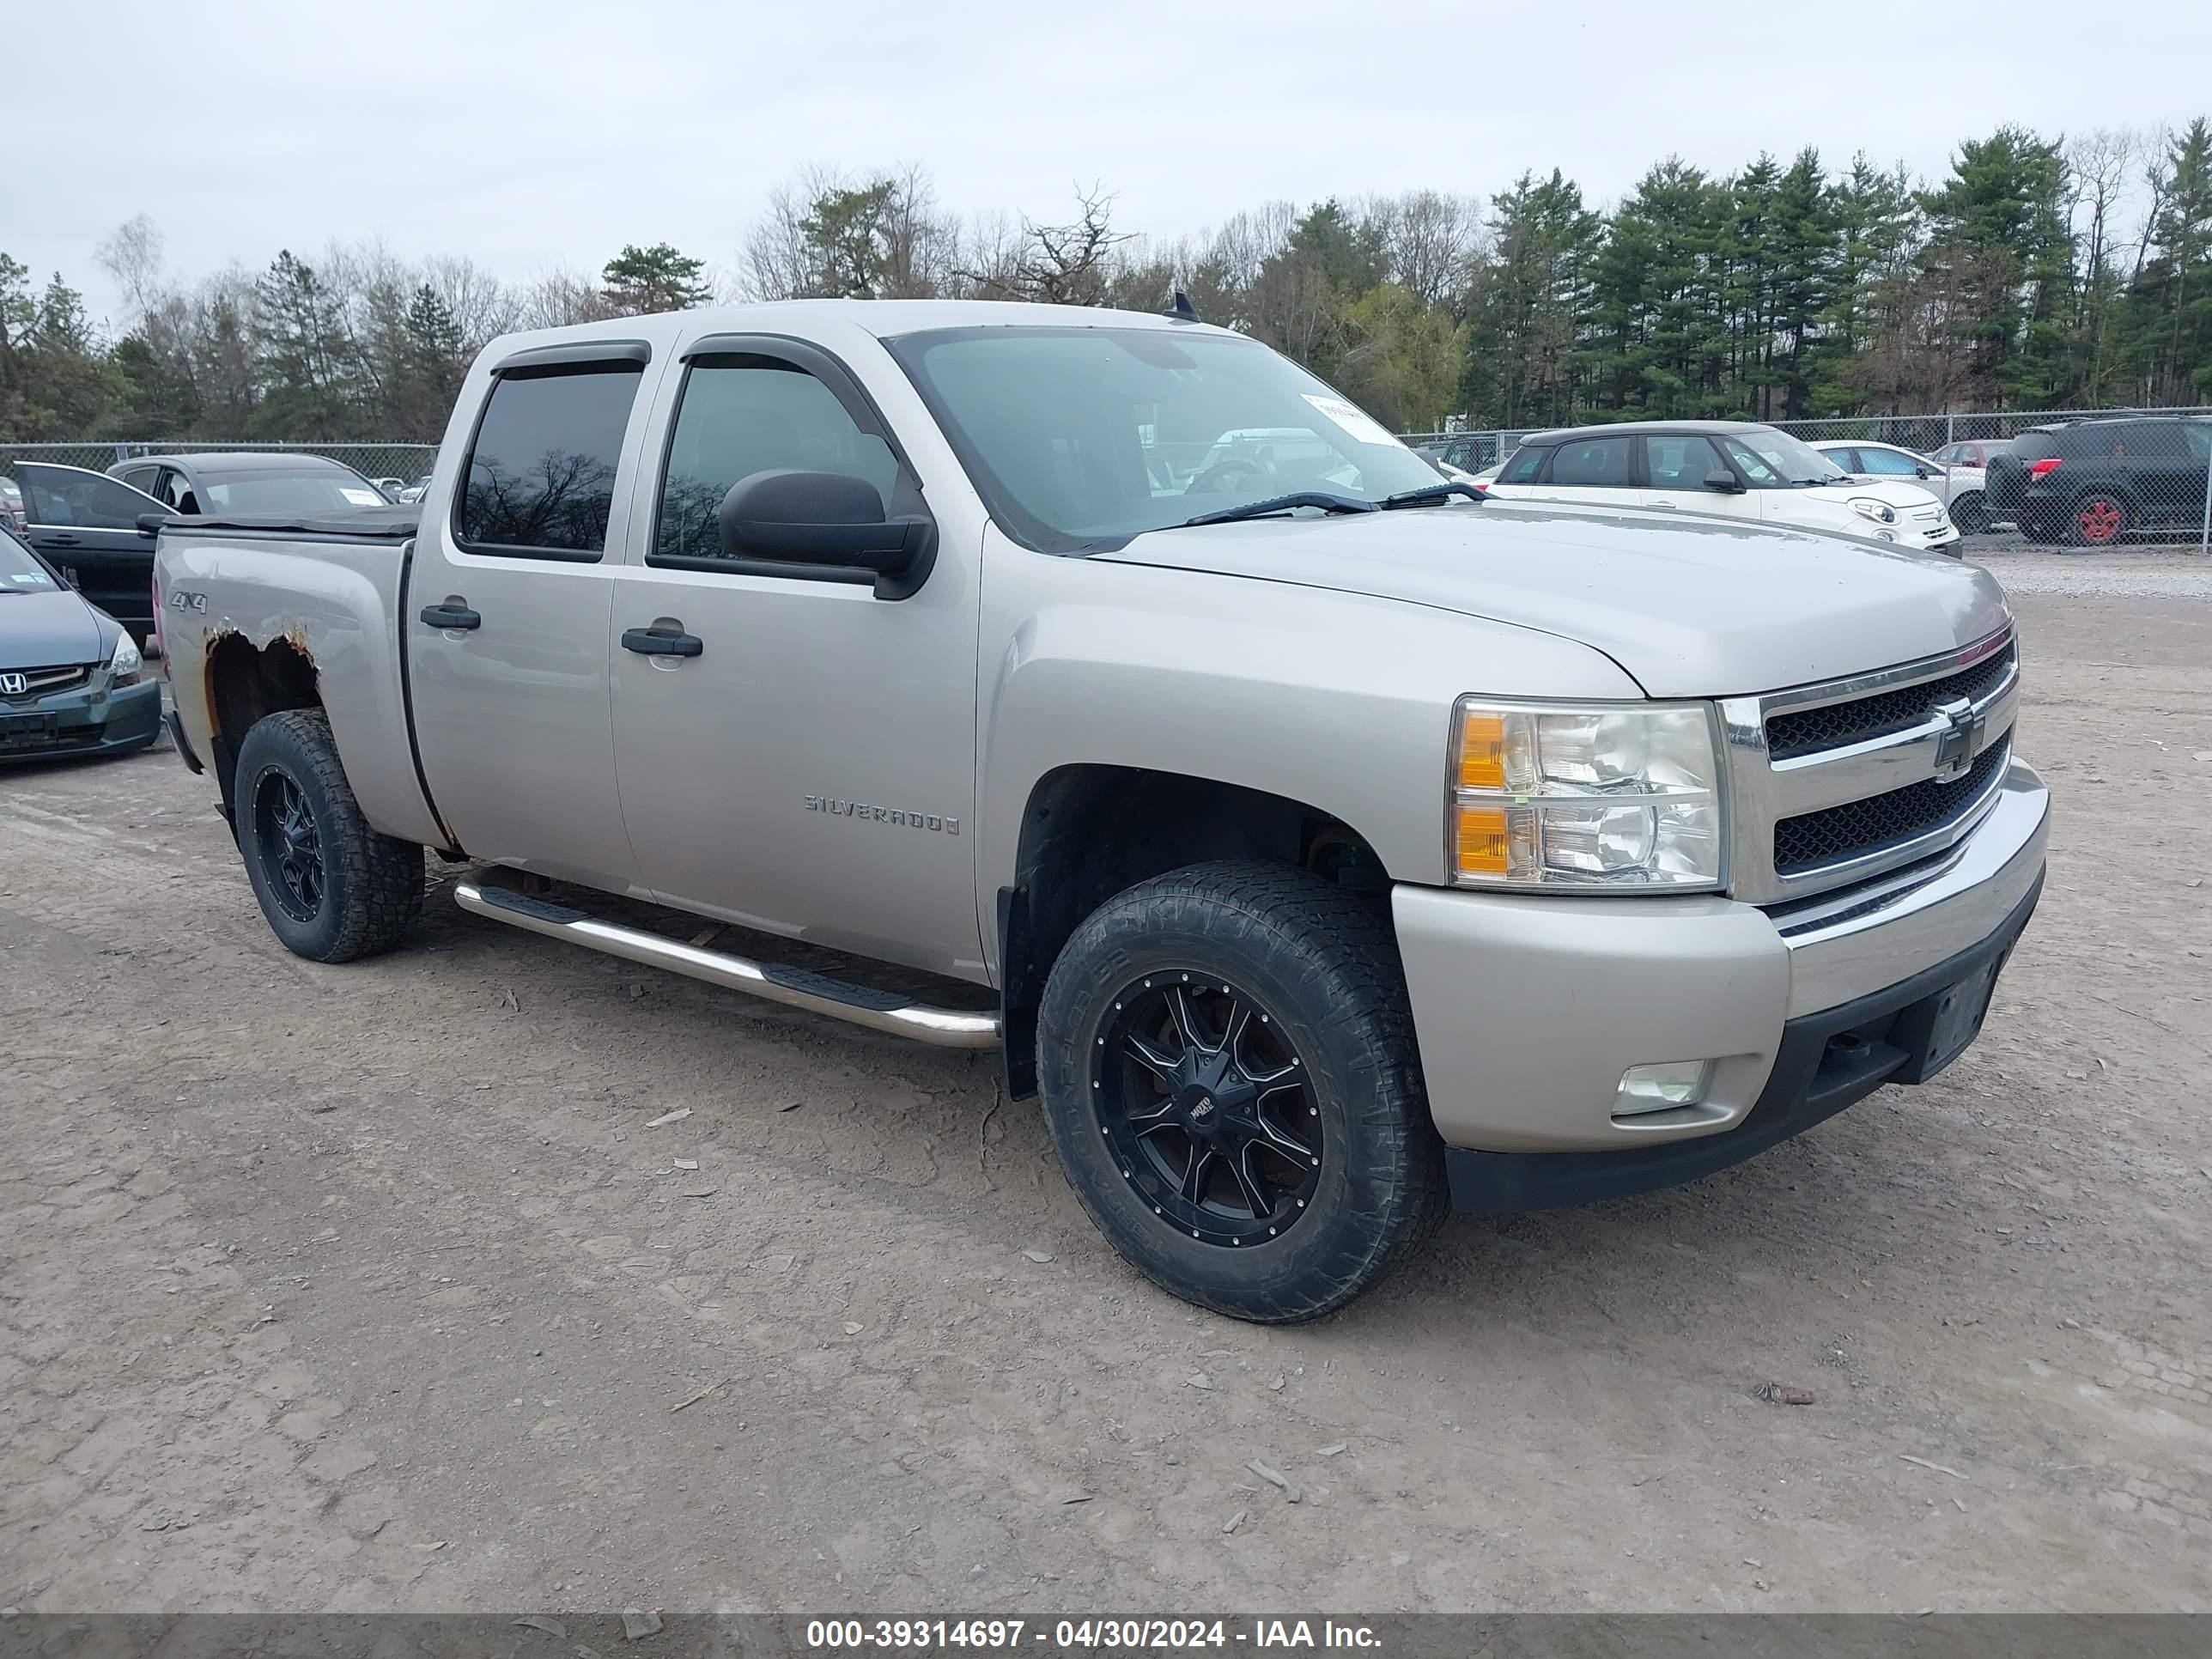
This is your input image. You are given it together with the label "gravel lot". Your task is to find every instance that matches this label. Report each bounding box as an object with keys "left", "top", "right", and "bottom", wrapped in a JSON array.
[{"left": 3, "top": 545, "right": 2209, "bottom": 1614}]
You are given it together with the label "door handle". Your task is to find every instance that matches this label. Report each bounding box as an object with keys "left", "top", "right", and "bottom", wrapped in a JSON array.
[
  {"left": 420, "top": 598, "right": 482, "bottom": 630},
  {"left": 47, "top": 532, "right": 82, "bottom": 545},
  {"left": 621, "top": 624, "right": 703, "bottom": 659}
]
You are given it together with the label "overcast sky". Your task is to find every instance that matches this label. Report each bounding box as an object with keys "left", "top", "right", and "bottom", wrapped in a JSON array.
[{"left": 11, "top": 0, "right": 2210, "bottom": 327}]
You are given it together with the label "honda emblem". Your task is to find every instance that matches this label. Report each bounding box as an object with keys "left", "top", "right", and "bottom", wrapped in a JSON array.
[{"left": 0, "top": 672, "right": 27, "bottom": 696}]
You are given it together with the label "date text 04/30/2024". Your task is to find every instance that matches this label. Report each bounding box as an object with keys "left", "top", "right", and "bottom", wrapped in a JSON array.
[{"left": 803, "top": 1620, "right": 1382, "bottom": 1650}]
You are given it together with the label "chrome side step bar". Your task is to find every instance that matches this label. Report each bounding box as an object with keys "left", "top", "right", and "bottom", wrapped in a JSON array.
[{"left": 453, "top": 875, "right": 1001, "bottom": 1049}]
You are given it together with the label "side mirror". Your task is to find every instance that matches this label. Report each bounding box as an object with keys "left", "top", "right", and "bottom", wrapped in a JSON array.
[
  {"left": 717, "top": 470, "right": 935, "bottom": 600},
  {"left": 1916, "top": 465, "right": 1937, "bottom": 477},
  {"left": 1702, "top": 470, "right": 1746, "bottom": 495},
  {"left": 136, "top": 512, "right": 167, "bottom": 538}
]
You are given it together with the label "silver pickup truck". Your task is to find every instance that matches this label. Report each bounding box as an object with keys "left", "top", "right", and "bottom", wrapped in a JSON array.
[{"left": 154, "top": 300, "right": 2047, "bottom": 1322}]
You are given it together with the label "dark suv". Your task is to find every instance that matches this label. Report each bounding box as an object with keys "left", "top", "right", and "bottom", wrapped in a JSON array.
[{"left": 1985, "top": 416, "right": 2212, "bottom": 547}]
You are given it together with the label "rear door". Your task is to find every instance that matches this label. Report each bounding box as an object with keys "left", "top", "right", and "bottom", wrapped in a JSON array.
[
  {"left": 13, "top": 464, "right": 164, "bottom": 642},
  {"left": 605, "top": 328, "right": 986, "bottom": 979},
  {"left": 1511, "top": 433, "right": 1635, "bottom": 508},
  {"left": 405, "top": 343, "right": 659, "bottom": 890}
]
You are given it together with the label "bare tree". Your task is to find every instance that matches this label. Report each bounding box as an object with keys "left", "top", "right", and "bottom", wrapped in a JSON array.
[
  {"left": 94, "top": 215, "right": 167, "bottom": 329},
  {"left": 957, "top": 185, "right": 1132, "bottom": 305}
]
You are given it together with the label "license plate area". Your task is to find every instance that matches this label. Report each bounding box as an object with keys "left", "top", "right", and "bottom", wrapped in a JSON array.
[
  {"left": 0, "top": 712, "right": 59, "bottom": 750},
  {"left": 1889, "top": 951, "right": 2008, "bottom": 1085}
]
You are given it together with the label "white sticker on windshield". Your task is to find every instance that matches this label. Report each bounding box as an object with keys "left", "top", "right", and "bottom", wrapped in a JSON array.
[
  {"left": 339, "top": 487, "right": 381, "bottom": 506},
  {"left": 1302, "top": 394, "right": 1401, "bottom": 448}
]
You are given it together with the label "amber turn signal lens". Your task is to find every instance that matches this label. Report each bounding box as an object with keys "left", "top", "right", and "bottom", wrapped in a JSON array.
[
  {"left": 1457, "top": 711, "right": 1508, "bottom": 792},
  {"left": 1454, "top": 803, "right": 1510, "bottom": 876}
]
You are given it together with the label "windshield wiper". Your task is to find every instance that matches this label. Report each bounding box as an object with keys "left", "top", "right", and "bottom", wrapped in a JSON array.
[
  {"left": 1181, "top": 491, "right": 1377, "bottom": 527},
  {"left": 1379, "top": 481, "right": 1487, "bottom": 509}
]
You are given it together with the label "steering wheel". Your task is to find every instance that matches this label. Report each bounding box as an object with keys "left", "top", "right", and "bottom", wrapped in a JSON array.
[{"left": 1188, "top": 452, "right": 1278, "bottom": 495}]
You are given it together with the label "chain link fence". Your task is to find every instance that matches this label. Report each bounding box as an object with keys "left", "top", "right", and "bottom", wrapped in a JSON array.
[
  {"left": 0, "top": 441, "right": 439, "bottom": 486},
  {"left": 1403, "top": 407, "right": 2212, "bottom": 550}
]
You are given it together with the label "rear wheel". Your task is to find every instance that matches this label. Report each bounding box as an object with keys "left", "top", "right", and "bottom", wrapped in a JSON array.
[
  {"left": 1949, "top": 491, "right": 1987, "bottom": 535},
  {"left": 2066, "top": 492, "right": 2129, "bottom": 548},
  {"left": 1036, "top": 861, "right": 1447, "bottom": 1323},
  {"left": 235, "top": 709, "right": 422, "bottom": 962}
]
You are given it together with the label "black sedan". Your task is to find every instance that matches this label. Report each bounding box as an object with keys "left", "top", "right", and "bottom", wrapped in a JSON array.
[{"left": 0, "top": 524, "right": 161, "bottom": 763}]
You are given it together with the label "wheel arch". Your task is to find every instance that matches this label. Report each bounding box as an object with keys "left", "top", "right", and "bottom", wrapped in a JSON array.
[
  {"left": 994, "top": 763, "right": 1392, "bottom": 1098},
  {"left": 204, "top": 632, "right": 323, "bottom": 828}
]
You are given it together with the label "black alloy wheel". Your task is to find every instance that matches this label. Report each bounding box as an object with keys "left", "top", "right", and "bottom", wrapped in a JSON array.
[
  {"left": 253, "top": 770, "right": 325, "bottom": 922},
  {"left": 1093, "top": 974, "right": 1322, "bottom": 1247}
]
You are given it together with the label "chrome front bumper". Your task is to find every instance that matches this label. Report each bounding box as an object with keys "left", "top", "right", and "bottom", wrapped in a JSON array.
[{"left": 1395, "top": 760, "right": 2049, "bottom": 1158}]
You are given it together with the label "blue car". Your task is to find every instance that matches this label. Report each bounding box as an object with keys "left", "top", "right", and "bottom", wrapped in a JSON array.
[{"left": 0, "top": 521, "right": 161, "bottom": 763}]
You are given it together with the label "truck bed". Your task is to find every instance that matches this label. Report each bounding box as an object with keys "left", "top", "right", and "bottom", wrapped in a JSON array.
[{"left": 155, "top": 513, "right": 447, "bottom": 849}]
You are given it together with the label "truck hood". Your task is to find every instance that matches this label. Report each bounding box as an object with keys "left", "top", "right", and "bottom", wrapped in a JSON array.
[
  {"left": 1103, "top": 499, "right": 2008, "bottom": 699},
  {"left": 0, "top": 586, "right": 107, "bottom": 670}
]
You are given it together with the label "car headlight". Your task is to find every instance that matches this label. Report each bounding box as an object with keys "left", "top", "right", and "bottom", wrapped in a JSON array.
[
  {"left": 1448, "top": 699, "right": 1724, "bottom": 890},
  {"left": 1848, "top": 497, "right": 1897, "bottom": 526},
  {"left": 108, "top": 632, "right": 143, "bottom": 688}
]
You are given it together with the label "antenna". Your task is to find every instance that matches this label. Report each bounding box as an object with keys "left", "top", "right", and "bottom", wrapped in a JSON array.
[{"left": 1166, "top": 289, "right": 1200, "bottom": 324}]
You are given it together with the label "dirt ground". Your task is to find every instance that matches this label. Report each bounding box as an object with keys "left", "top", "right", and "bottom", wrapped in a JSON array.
[{"left": 3, "top": 544, "right": 2209, "bottom": 1615}]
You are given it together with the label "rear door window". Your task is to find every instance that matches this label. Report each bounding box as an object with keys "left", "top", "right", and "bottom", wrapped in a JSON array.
[
  {"left": 458, "top": 364, "right": 644, "bottom": 558},
  {"left": 1549, "top": 436, "right": 1632, "bottom": 487}
]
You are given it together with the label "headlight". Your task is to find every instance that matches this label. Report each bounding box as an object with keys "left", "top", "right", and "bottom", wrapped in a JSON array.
[
  {"left": 1848, "top": 497, "right": 1897, "bottom": 526},
  {"left": 108, "top": 632, "right": 143, "bottom": 687},
  {"left": 1448, "top": 699, "right": 1724, "bottom": 890}
]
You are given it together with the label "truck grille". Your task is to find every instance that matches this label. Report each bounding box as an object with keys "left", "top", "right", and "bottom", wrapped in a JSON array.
[
  {"left": 1773, "top": 739, "right": 2009, "bottom": 875},
  {"left": 1765, "top": 640, "right": 2015, "bottom": 759},
  {"left": 1722, "top": 628, "right": 2019, "bottom": 904}
]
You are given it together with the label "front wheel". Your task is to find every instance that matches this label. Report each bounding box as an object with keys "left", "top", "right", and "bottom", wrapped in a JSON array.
[
  {"left": 234, "top": 709, "right": 423, "bottom": 962},
  {"left": 1036, "top": 861, "right": 1448, "bottom": 1322}
]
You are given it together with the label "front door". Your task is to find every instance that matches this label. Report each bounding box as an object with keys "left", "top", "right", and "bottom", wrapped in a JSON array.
[
  {"left": 607, "top": 332, "right": 986, "bottom": 981},
  {"left": 13, "top": 464, "right": 164, "bottom": 642},
  {"left": 405, "top": 349, "right": 657, "bottom": 891},
  {"left": 1638, "top": 433, "right": 1759, "bottom": 521}
]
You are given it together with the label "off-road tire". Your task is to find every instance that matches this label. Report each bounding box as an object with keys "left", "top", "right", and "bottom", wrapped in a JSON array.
[
  {"left": 235, "top": 709, "right": 422, "bottom": 963},
  {"left": 1036, "top": 860, "right": 1448, "bottom": 1322}
]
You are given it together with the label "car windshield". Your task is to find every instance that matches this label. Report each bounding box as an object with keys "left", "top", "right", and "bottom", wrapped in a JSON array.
[
  {"left": 200, "top": 469, "right": 389, "bottom": 514},
  {"left": 884, "top": 325, "right": 1447, "bottom": 552},
  {"left": 0, "top": 528, "right": 60, "bottom": 591},
  {"left": 1721, "top": 430, "right": 1850, "bottom": 488}
]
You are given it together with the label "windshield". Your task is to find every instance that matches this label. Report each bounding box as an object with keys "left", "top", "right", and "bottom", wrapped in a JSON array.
[
  {"left": 0, "top": 527, "right": 60, "bottom": 591},
  {"left": 201, "top": 470, "right": 389, "bottom": 514},
  {"left": 1720, "top": 430, "right": 1850, "bottom": 488},
  {"left": 884, "top": 326, "right": 1447, "bottom": 552}
]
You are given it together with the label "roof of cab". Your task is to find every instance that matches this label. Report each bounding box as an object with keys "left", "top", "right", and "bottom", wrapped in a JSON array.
[{"left": 474, "top": 299, "right": 1234, "bottom": 368}]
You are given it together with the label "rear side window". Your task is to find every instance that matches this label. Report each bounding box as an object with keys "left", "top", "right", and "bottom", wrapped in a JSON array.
[
  {"left": 2186, "top": 425, "right": 2211, "bottom": 464},
  {"left": 653, "top": 357, "right": 900, "bottom": 566},
  {"left": 2009, "top": 432, "right": 2059, "bottom": 463},
  {"left": 1497, "top": 446, "right": 1544, "bottom": 484},
  {"left": 458, "top": 365, "right": 642, "bottom": 558},
  {"left": 1550, "top": 436, "right": 1632, "bottom": 487},
  {"left": 1852, "top": 447, "right": 1923, "bottom": 477}
]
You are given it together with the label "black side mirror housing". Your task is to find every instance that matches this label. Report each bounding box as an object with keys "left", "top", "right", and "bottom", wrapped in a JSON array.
[
  {"left": 1702, "top": 470, "right": 1746, "bottom": 495},
  {"left": 716, "top": 470, "right": 935, "bottom": 600}
]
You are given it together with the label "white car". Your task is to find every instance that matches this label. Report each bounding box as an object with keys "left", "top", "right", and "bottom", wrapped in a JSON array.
[
  {"left": 1483, "top": 421, "right": 1959, "bottom": 556},
  {"left": 1814, "top": 440, "right": 1989, "bottom": 535}
]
